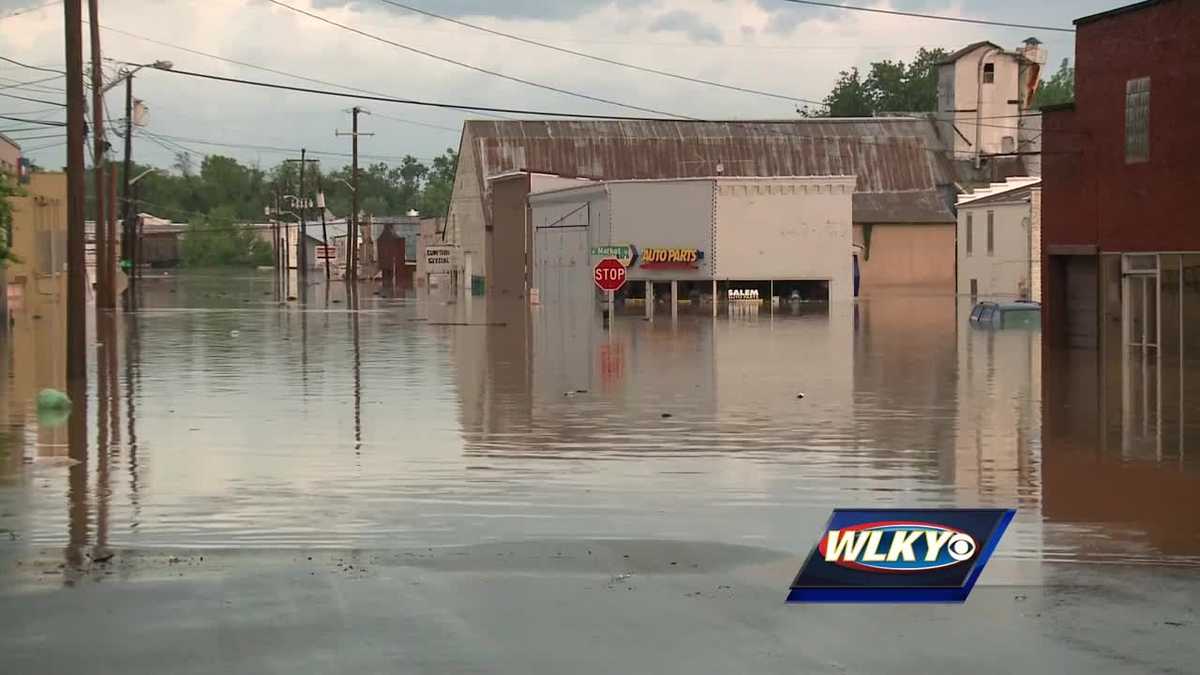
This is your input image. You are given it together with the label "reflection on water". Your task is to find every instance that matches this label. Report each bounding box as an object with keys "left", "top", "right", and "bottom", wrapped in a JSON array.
[{"left": 0, "top": 272, "right": 1197, "bottom": 568}]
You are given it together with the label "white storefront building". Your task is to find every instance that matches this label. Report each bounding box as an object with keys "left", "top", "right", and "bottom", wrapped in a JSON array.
[{"left": 529, "top": 176, "right": 857, "bottom": 313}]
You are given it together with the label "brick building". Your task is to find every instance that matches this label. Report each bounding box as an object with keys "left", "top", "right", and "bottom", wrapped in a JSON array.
[{"left": 1042, "top": 0, "right": 1199, "bottom": 452}]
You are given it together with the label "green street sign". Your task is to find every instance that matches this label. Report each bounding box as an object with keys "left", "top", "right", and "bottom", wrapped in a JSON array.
[{"left": 591, "top": 245, "right": 634, "bottom": 267}]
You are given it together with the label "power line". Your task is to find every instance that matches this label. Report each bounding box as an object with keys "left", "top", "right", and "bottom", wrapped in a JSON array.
[
  {"left": 0, "top": 113, "right": 66, "bottom": 126},
  {"left": 777, "top": 0, "right": 1074, "bottom": 33},
  {"left": 0, "top": 56, "right": 66, "bottom": 75},
  {"left": 376, "top": 0, "right": 826, "bottom": 106},
  {"left": 0, "top": 75, "right": 65, "bottom": 92},
  {"left": 0, "top": 90, "right": 64, "bottom": 106},
  {"left": 20, "top": 140, "right": 67, "bottom": 152},
  {"left": 263, "top": 0, "right": 692, "bottom": 119},
  {"left": 96, "top": 22, "right": 510, "bottom": 122},
  {"left": 146, "top": 65, "right": 685, "bottom": 121},
  {"left": 2, "top": 132, "right": 63, "bottom": 142},
  {"left": 1, "top": 0, "right": 62, "bottom": 20},
  {"left": 136, "top": 129, "right": 441, "bottom": 163},
  {"left": 369, "top": 111, "right": 459, "bottom": 133}
]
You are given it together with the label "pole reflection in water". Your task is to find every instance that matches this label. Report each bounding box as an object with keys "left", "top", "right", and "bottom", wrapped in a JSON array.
[
  {"left": 350, "top": 282, "right": 362, "bottom": 456},
  {"left": 65, "top": 368, "right": 88, "bottom": 578}
]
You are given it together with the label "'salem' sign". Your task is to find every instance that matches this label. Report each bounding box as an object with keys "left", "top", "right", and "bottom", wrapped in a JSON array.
[{"left": 640, "top": 248, "right": 703, "bottom": 269}]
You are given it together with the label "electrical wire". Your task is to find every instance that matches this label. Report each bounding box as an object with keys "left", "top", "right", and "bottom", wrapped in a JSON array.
[
  {"left": 0, "top": 75, "right": 65, "bottom": 92},
  {"left": 145, "top": 65, "right": 687, "bottom": 121},
  {"left": 263, "top": 0, "right": 693, "bottom": 119},
  {"left": 20, "top": 140, "right": 66, "bottom": 152},
  {"left": 137, "top": 129, "right": 440, "bottom": 163},
  {"left": 777, "top": 0, "right": 1074, "bottom": 33},
  {"left": 0, "top": 90, "right": 64, "bottom": 106},
  {"left": 0, "top": 113, "right": 65, "bottom": 126},
  {"left": 95, "top": 22, "right": 510, "bottom": 122},
  {"left": 0, "top": 56, "right": 65, "bottom": 75},
  {"left": 0, "top": 0, "right": 62, "bottom": 20},
  {"left": 375, "top": 0, "right": 826, "bottom": 106},
  {"left": 2, "top": 132, "right": 63, "bottom": 142}
]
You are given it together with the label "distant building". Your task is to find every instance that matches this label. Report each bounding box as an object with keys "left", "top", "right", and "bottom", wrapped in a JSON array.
[
  {"left": 0, "top": 133, "right": 20, "bottom": 176},
  {"left": 937, "top": 39, "right": 1047, "bottom": 175},
  {"left": 956, "top": 177, "right": 1042, "bottom": 302},
  {"left": 451, "top": 119, "right": 960, "bottom": 298},
  {"left": 529, "top": 176, "right": 857, "bottom": 311},
  {"left": 5, "top": 172, "right": 67, "bottom": 322},
  {"left": 1041, "top": 0, "right": 1199, "bottom": 453}
]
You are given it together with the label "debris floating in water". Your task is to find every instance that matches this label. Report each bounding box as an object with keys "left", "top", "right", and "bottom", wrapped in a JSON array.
[
  {"left": 796, "top": 393, "right": 806, "bottom": 399},
  {"left": 36, "top": 389, "right": 71, "bottom": 411}
]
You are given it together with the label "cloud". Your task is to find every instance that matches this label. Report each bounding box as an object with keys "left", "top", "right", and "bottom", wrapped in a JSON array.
[
  {"left": 647, "top": 9, "right": 724, "bottom": 43},
  {"left": 311, "top": 0, "right": 651, "bottom": 22}
]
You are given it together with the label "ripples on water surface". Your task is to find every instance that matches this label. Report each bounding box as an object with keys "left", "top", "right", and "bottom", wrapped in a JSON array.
[{"left": 1, "top": 271, "right": 1197, "bottom": 567}]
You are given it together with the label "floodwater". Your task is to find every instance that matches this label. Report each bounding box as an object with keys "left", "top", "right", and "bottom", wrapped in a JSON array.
[{"left": 1, "top": 270, "right": 1198, "bottom": 674}]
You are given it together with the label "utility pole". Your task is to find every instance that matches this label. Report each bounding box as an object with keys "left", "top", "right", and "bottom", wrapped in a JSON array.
[
  {"left": 318, "top": 175, "right": 330, "bottom": 280},
  {"left": 284, "top": 153, "right": 318, "bottom": 281},
  {"left": 120, "top": 71, "right": 134, "bottom": 304},
  {"left": 88, "top": 0, "right": 111, "bottom": 309},
  {"left": 337, "top": 107, "right": 372, "bottom": 282},
  {"left": 65, "top": 0, "right": 87, "bottom": 385}
]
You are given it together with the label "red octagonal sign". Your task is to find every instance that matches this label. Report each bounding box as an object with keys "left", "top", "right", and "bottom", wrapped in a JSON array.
[{"left": 594, "top": 257, "right": 627, "bottom": 292}]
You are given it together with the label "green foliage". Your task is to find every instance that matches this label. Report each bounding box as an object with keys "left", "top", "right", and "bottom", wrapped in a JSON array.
[
  {"left": 1035, "top": 58, "right": 1075, "bottom": 108},
  {"left": 0, "top": 172, "right": 22, "bottom": 266},
  {"left": 181, "top": 206, "right": 273, "bottom": 268},
  {"left": 815, "top": 47, "right": 950, "bottom": 117},
  {"left": 85, "top": 148, "right": 459, "bottom": 224}
]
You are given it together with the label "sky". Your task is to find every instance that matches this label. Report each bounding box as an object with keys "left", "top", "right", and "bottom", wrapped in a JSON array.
[{"left": 1, "top": 0, "right": 1119, "bottom": 174}]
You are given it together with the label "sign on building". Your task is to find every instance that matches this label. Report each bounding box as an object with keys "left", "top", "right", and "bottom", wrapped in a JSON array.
[{"left": 424, "top": 244, "right": 460, "bottom": 274}]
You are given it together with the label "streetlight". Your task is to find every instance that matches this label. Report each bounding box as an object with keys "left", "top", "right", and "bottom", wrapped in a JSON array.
[{"left": 111, "top": 60, "right": 172, "bottom": 303}]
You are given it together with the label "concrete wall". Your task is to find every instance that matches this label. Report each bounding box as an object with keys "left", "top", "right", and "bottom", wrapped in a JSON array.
[
  {"left": 448, "top": 137, "right": 486, "bottom": 284},
  {"left": 853, "top": 223, "right": 956, "bottom": 293},
  {"left": 713, "top": 177, "right": 854, "bottom": 302},
  {"left": 6, "top": 172, "right": 67, "bottom": 311},
  {"left": 957, "top": 201, "right": 1033, "bottom": 300},
  {"left": 609, "top": 181, "right": 713, "bottom": 283},
  {"left": 1030, "top": 187, "right": 1042, "bottom": 302},
  {"left": 489, "top": 174, "right": 530, "bottom": 298}
]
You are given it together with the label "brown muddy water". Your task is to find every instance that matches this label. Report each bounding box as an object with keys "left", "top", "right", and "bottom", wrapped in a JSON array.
[
  {"left": 2, "top": 270, "right": 1196, "bottom": 564},
  {"left": 3, "top": 271, "right": 1200, "bottom": 674}
]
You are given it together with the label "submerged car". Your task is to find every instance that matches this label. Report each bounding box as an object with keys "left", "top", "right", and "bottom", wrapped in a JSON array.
[{"left": 969, "top": 301, "right": 1041, "bottom": 329}]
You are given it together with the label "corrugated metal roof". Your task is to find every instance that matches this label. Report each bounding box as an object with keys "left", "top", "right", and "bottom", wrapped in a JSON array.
[{"left": 464, "top": 119, "right": 957, "bottom": 223}]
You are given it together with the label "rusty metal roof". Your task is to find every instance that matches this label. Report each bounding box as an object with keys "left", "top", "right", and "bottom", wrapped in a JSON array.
[{"left": 463, "top": 118, "right": 957, "bottom": 223}]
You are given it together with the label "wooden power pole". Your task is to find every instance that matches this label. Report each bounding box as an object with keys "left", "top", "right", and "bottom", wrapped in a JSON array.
[
  {"left": 88, "top": 0, "right": 112, "bottom": 309},
  {"left": 65, "top": 0, "right": 88, "bottom": 384},
  {"left": 337, "top": 107, "right": 372, "bottom": 282}
]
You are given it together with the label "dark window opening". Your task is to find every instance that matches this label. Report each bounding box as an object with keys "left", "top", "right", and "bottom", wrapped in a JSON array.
[{"left": 983, "top": 63, "right": 995, "bottom": 84}]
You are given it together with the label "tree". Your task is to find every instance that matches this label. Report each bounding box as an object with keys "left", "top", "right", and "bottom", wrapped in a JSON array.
[
  {"left": 180, "top": 206, "right": 272, "bottom": 267},
  {"left": 419, "top": 149, "right": 457, "bottom": 217},
  {"left": 816, "top": 47, "right": 950, "bottom": 117},
  {"left": 0, "top": 172, "right": 21, "bottom": 265},
  {"left": 1035, "top": 58, "right": 1074, "bottom": 108}
]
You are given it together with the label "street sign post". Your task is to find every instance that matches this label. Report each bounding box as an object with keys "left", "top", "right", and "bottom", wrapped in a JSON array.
[
  {"left": 593, "top": 257, "right": 627, "bottom": 293},
  {"left": 594, "top": 257, "right": 626, "bottom": 329}
]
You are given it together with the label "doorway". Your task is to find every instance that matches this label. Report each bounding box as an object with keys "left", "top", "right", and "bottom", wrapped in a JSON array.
[{"left": 1122, "top": 255, "right": 1160, "bottom": 454}]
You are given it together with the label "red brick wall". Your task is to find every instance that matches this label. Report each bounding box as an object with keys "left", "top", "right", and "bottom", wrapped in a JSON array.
[{"left": 1044, "top": 0, "right": 1200, "bottom": 252}]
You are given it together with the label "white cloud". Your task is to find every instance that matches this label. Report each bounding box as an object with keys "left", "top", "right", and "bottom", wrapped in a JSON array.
[{"left": 0, "top": 0, "right": 1093, "bottom": 170}]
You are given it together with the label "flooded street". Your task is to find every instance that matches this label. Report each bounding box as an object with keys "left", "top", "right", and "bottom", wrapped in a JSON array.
[{"left": 1, "top": 271, "right": 1197, "bottom": 674}]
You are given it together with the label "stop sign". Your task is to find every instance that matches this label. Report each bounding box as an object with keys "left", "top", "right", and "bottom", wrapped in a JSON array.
[{"left": 594, "top": 257, "right": 627, "bottom": 292}]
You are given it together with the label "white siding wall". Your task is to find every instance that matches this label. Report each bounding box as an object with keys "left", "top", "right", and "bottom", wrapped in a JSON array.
[
  {"left": 951, "top": 47, "right": 1023, "bottom": 157},
  {"left": 957, "top": 201, "right": 1033, "bottom": 300},
  {"left": 609, "top": 181, "right": 714, "bottom": 282},
  {"left": 713, "top": 177, "right": 855, "bottom": 303}
]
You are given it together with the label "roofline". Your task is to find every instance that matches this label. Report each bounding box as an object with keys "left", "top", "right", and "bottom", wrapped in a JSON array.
[
  {"left": 1075, "top": 0, "right": 1166, "bottom": 26},
  {"left": 528, "top": 175, "right": 861, "bottom": 202},
  {"left": 1039, "top": 102, "right": 1076, "bottom": 113},
  {"left": 0, "top": 132, "right": 21, "bottom": 150},
  {"left": 464, "top": 116, "right": 935, "bottom": 126}
]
